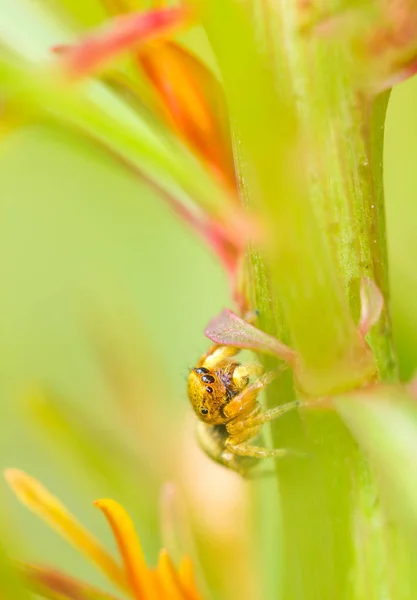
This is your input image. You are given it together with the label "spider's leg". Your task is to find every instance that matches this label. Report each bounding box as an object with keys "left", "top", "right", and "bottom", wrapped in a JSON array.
[
  {"left": 226, "top": 401, "right": 298, "bottom": 445},
  {"left": 223, "top": 371, "right": 276, "bottom": 420},
  {"left": 241, "top": 467, "right": 277, "bottom": 479},
  {"left": 232, "top": 363, "right": 264, "bottom": 387},
  {"left": 226, "top": 399, "right": 303, "bottom": 458},
  {"left": 226, "top": 442, "right": 293, "bottom": 459},
  {"left": 247, "top": 399, "right": 300, "bottom": 427},
  {"left": 198, "top": 345, "right": 240, "bottom": 369}
]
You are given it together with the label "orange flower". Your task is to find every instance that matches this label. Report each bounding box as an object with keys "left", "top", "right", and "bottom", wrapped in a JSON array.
[
  {"left": 137, "top": 40, "right": 237, "bottom": 195},
  {"left": 5, "top": 469, "right": 202, "bottom": 600}
]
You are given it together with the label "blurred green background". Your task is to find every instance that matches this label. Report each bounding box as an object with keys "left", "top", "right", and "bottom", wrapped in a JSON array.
[
  {"left": 0, "top": 123, "right": 231, "bottom": 591},
  {"left": 0, "top": 52, "right": 417, "bottom": 597}
]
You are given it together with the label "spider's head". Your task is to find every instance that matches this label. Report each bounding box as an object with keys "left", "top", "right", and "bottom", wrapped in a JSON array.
[{"left": 187, "top": 366, "right": 229, "bottom": 425}]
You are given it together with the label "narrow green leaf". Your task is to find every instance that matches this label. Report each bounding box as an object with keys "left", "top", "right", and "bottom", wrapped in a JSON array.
[
  {"left": 335, "top": 391, "right": 417, "bottom": 599},
  {"left": 0, "top": 1, "right": 242, "bottom": 238},
  {"left": 336, "top": 390, "right": 417, "bottom": 532}
]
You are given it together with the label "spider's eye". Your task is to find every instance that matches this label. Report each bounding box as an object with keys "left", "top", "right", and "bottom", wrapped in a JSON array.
[
  {"left": 195, "top": 367, "right": 209, "bottom": 374},
  {"left": 201, "top": 408, "right": 209, "bottom": 415}
]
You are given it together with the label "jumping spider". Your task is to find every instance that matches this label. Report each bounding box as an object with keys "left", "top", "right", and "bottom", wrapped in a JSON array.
[{"left": 187, "top": 344, "right": 299, "bottom": 476}]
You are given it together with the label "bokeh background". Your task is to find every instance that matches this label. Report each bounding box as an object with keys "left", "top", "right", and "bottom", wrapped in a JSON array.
[{"left": 1, "top": 18, "right": 417, "bottom": 598}]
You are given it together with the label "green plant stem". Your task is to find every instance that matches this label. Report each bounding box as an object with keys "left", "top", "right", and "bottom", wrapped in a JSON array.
[
  {"left": 251, "top": 249, "right": 365, "bottom": 600},
  {"left": 366, "top": 91, "right": 397, "bottom": 379},
  {"left": 241, "top": 5, "right": 399, "bottom": 600},
  {"left": 201, "top": 0, "right": 377, "bottom": 396}
]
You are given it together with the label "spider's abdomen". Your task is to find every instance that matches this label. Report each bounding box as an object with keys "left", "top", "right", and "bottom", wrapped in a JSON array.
[{"left": 196, "top": 422, "right": 259, "bottom": 476}]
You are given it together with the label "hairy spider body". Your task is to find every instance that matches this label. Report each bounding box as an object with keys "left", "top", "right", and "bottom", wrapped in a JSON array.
[{"left": 187, "top": 344, "right": 299, "bottom": 475}]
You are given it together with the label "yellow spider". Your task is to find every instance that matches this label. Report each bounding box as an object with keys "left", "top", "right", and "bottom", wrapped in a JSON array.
[{"left": 187, "top": 344, "right": 299, "bottom": 476}]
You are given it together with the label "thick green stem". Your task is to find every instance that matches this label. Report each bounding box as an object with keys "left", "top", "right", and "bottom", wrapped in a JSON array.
[
  {"left": 365, "top": 91, "right": 397, "bottom": 379},
  {"left": 204, "top": 2, "right": 400, "bottom": 600},
  {"left": 201, "top": 0, "right": 377, "bottom": 396},
  {"left": 249, "top": 31, "right": 397, "bottom": 600},
  {"left": 250, "top": 251, "right": 369, "bottom": 600}
]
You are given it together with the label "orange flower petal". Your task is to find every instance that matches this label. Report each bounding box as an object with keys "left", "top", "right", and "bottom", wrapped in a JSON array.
[
  {"left": 21, "top": 563, "right": 122, "bottom": 600},
  {"left": 4, "top": 470, "right": 127, "bottom": 593},
  {"left": 178, "top": 557, "right": 202, "bottom": 600},
  {"left": 138, "top": 41, "right": 236, "bottom": 193},
  {"left": 156, "top": 549, "right": 192, "bottom": 600},
  {"left": 94, "top": 499, "right": 158, "bottom": 600}
]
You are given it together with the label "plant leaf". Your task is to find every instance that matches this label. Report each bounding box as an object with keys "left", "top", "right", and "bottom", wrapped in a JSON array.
[
  {"left": 204, "top": 309, "right": 296, "bottom": 364},
  {"left": 335, "top": 389, "right": 417, "bottom": 534}
]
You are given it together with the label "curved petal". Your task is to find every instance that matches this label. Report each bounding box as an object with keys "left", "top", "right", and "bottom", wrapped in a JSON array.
[
  {"left": 156, "top": 550, "right": 193, "bottom": 600},
  {"left": 94, "top": 498, "right": 158, "bottom": 600},
  {"left": 4, "top": 470, "right": 127, "bottom": 592},
  {"left": 178, "top": 557, "right": 202, "bottom": 600},
  {"left": 138, "top": 41, "right": 236, "bottom": 193}
]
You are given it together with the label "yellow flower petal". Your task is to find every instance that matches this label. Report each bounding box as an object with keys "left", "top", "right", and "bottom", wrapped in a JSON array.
[
  {"left": 178, "top": 557, "right": 202, "bottom": 600},
  {"left": 156, "top": 549, "right": 193, "bottom": 600},
  {"left": 94, "top": 498, "right": 158, "bottom": 600},
  {"left": 4, "top": 470, "right": 127, "bottom": 593}
]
